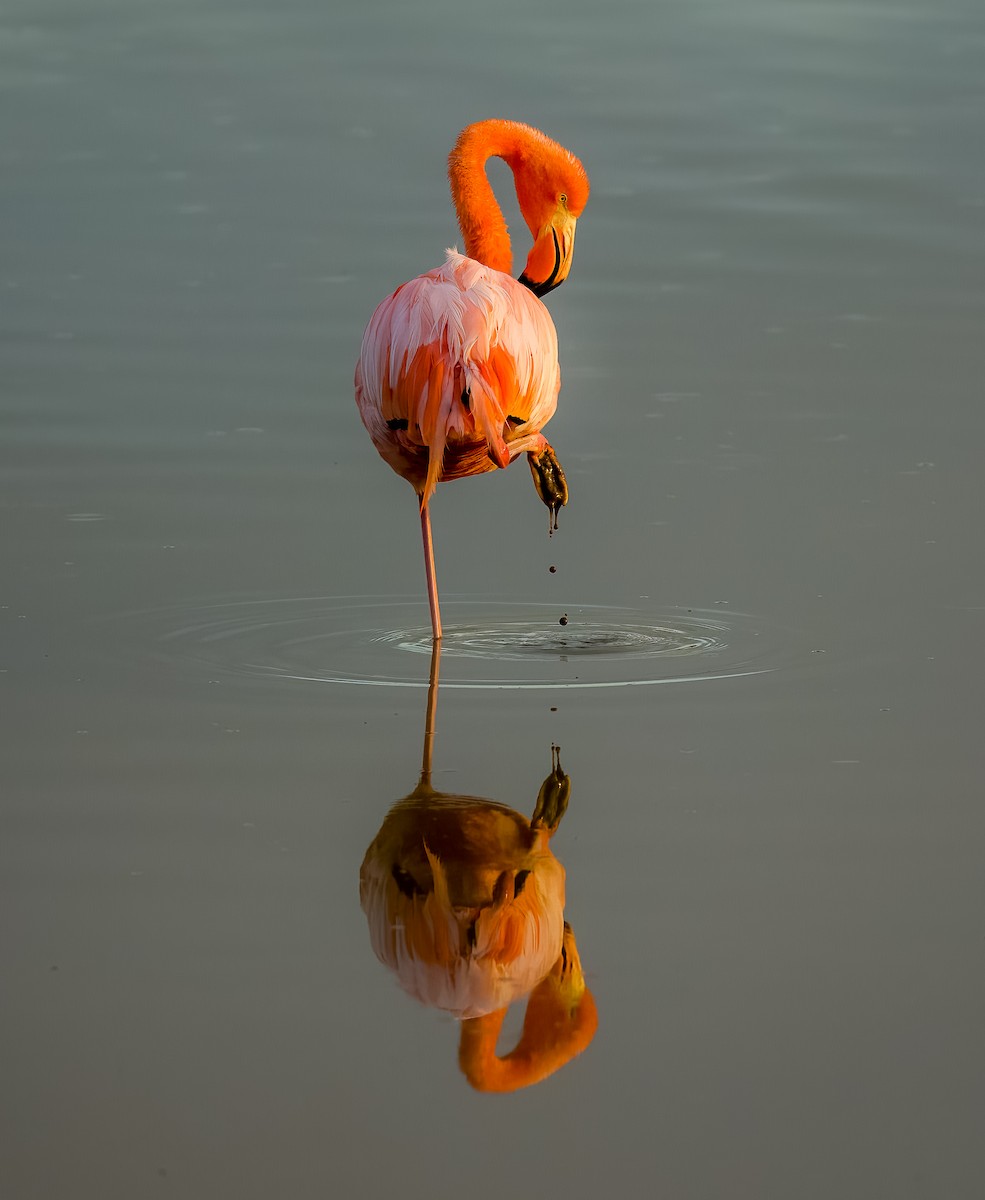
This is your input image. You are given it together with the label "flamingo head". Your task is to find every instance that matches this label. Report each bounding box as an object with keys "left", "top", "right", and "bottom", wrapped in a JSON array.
[{"left": 515, "top": 146, "right": 590, "bottom": 297}]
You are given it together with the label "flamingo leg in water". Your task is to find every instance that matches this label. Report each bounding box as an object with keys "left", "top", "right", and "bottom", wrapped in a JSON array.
[
  {"left": 420, "top": 501, "right": 442, "bottom": 643},
  {"left": 419, "top": 638, "right": 441, "bottom": 785}
]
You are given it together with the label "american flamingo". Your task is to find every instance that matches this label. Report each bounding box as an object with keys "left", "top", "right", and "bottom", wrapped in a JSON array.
[
  {"left": 359, "top": 644, "right": 597, "bottom": 1089},
  {"left": 354, "top": 120, "right": 590, "bottom": 641},
  {"left": 359, "top": 645, "right": 570, "bottom": 1018}
]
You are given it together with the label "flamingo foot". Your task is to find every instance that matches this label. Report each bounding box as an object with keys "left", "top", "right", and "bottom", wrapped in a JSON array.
[
  {"left": 531, "top": 745, "right": 570, "bottom": 833},
  {"left": 527, "top": 445, "right": 568, "bottom": 535}
]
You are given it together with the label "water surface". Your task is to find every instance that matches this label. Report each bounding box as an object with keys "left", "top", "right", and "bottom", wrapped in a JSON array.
[{"left": 3, "top": 1, "right": 984, "bottom": 1196}]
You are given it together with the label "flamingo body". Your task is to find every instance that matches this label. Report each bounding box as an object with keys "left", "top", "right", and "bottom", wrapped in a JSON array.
[
  {"left": 355, "top": 250, "right": 560, "bottom": 504},
  {"left": 360, "top": 793, "right": 566, "bottom": 1019}
]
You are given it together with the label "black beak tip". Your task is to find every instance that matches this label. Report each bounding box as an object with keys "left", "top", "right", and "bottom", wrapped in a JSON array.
[{"left": 518, "top": 273, "right": 563, "bottom": 298}]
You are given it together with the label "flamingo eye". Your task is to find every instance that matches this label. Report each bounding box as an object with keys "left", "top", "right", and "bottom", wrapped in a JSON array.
[{"left": 559, "top": 193, "right": 567, "bottom": 205}]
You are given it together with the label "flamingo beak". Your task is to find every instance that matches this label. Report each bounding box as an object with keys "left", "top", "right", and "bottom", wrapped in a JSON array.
[{"left": 518, "top": 207, "right": 578, "bottom": 298}]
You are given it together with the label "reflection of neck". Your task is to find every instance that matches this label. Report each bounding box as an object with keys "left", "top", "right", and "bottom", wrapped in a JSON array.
[
  {"left": 458, "top": 981, "right": 598, "bottom": 1093},
  {"left": 419, "top": 640, "right": 442, "bottom": 786}
]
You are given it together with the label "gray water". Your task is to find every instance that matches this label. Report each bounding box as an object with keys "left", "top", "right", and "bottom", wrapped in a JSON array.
[{"left": 3, "top": 1, "right": 984, "bottom": 1196}]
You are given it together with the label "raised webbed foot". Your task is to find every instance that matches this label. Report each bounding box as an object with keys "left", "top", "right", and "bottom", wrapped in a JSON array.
[
  {"left": 531, "top": 744, "right": 570, "bottom": 833},
  {"left": 527, "top": 445, "right": 568, "bottom": 535}
]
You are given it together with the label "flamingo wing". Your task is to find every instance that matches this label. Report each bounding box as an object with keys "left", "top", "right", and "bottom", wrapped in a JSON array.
[{"left": 355, "top": 250, "right": 561, "bottom": 503}]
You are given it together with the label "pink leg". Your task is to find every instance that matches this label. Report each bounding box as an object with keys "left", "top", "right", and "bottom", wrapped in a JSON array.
[
  {"left": 420, "top": 501, "right": 442, "bottom": 643},
  {"left": 420, "top": 638, "right": 441, "bottom": 785}
]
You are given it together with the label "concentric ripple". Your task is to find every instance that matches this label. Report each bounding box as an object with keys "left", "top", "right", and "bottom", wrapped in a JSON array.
[
  {"left": 378, "top": 617, "right": 725, "bottom": 662},
  {"left": 119, "top": 594, "right": 783, "bottom": 690}
]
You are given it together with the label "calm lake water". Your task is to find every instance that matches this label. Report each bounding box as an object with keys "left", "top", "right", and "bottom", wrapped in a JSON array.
[{"left": 3, "top": 1, "right": 984, "bottom": 1196}]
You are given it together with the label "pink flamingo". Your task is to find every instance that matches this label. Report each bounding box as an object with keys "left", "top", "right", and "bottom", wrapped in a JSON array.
[{"left": 355, "top": 120, "right": 590, "bottom": 641}]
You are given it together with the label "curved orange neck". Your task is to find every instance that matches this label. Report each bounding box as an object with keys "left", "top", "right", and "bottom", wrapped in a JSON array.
[
  {"left": 448, "top": 119, "right": 530, "bottom": 276},
  {"left": 458, "top": 985, "right": 598, "bottom": 1093}
]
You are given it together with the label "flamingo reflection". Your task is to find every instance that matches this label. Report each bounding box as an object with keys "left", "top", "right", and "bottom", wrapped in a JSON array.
[{"left": 359, "top": 643, "right": 597, "bottom": 1091}]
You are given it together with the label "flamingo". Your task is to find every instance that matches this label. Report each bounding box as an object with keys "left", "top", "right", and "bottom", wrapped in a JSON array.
[
  {"left": 359, "top": 643, "right": 597, "bottom": 1089},
  {"left": 354, "top": 119, "right": 590, "bottom": 641},
  {"left": 359, "top": 645, "right": 571, "bottom": 1019}
]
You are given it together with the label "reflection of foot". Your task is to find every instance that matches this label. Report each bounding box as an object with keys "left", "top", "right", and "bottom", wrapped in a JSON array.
[
  {"left": 527, "top": 445, "right": 569, "bottom": 533},
  {"left": 532, "top": 744, "right": 570, "bottom": 833}
]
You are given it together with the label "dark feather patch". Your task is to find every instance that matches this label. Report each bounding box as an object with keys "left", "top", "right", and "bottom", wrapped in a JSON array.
[{"left": 392, "top": 864, "right": 424, "bottom": 897}]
